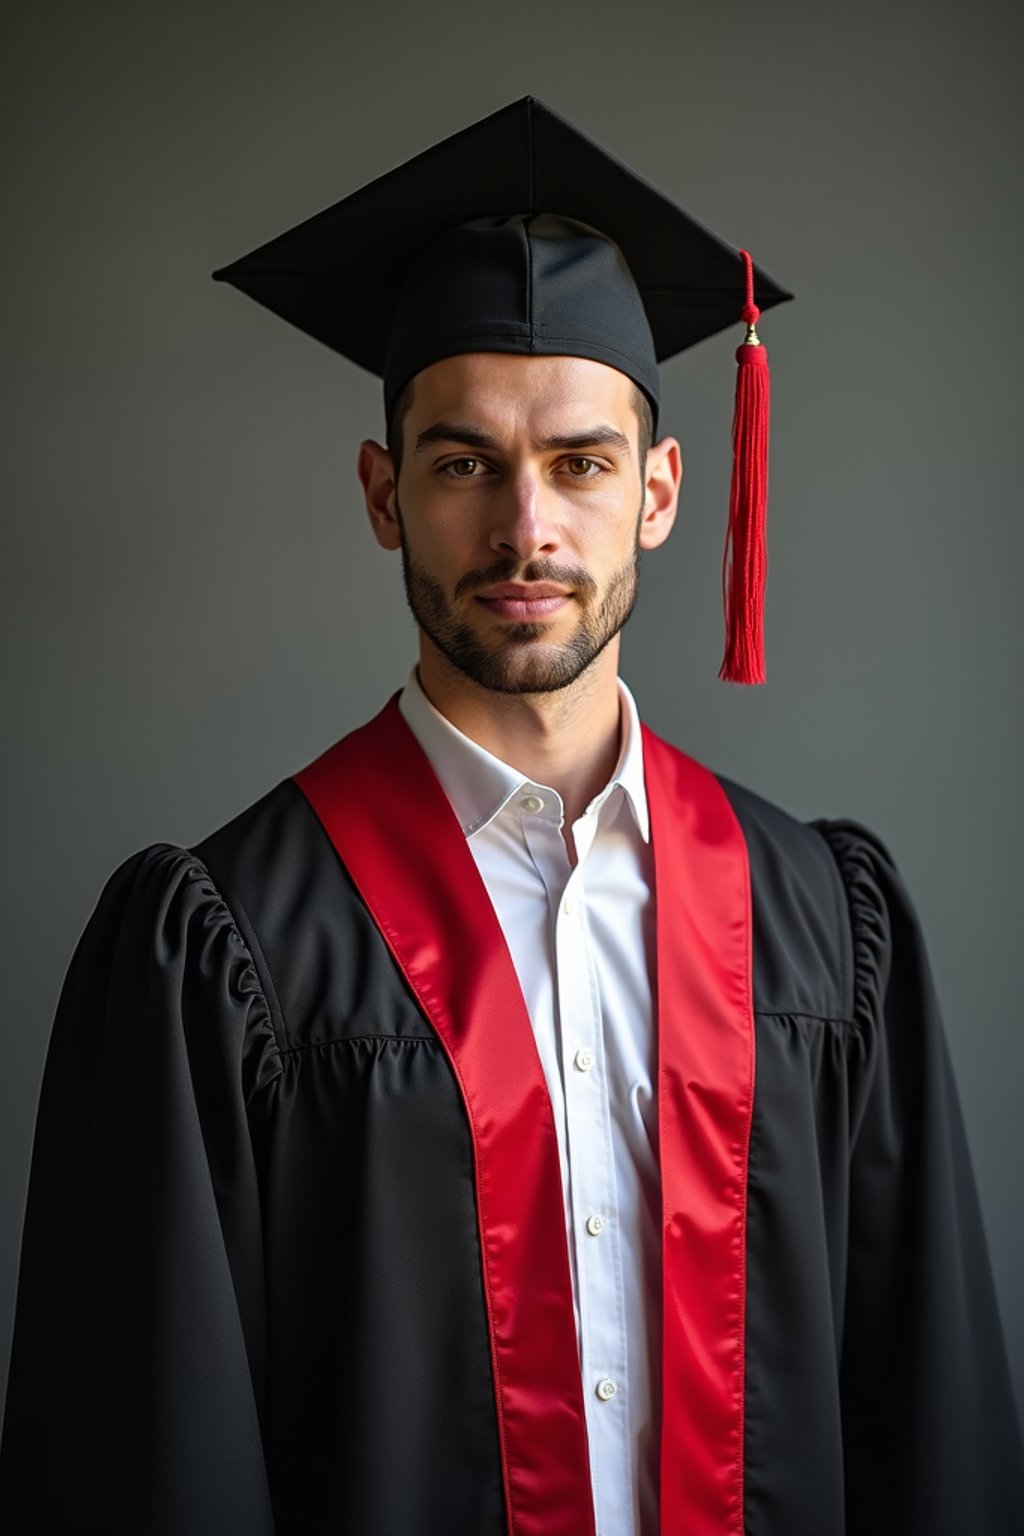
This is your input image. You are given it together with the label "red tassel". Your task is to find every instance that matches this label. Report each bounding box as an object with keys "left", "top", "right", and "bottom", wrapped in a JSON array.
[{"left": 719, "top": 250, "right": 769, "bottom": 684}]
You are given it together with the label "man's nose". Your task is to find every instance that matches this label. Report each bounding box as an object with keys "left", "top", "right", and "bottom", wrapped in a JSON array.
[{"left": 488, "top": 471, "right": 562, "bottom": 562}]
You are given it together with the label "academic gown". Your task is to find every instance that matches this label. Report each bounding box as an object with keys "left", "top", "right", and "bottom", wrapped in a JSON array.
[{"left": 1, "top": 696, "right": 1021, "bottom": 1536}]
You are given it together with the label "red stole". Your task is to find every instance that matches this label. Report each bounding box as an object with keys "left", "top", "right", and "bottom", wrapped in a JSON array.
[{"left": 293, "top": 696, "right": 755, "bottom": 1536}]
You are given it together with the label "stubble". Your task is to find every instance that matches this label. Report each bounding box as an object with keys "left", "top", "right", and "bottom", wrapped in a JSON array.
[{"left": 395, "top": 497, "right": 643, "bottom": 695}]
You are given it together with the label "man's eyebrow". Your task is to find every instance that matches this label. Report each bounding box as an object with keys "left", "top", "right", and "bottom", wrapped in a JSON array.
[
  {"left": 413, "top": 422, "right": 633, "bottom": 456},
  {"left": 414, "top": 423, "right": 497, "bottom": 454},
  {"left": 538, "top": 426, "right": 632, "bottom": 455}
]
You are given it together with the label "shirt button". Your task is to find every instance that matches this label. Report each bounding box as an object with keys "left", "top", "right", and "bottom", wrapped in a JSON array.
[
  {"left": 596, "top": 1378, "right": 618, "bottom": 1402},
  {"left": 586, "top": 1214, "right": 606, "bottom": 1237},
  {"left": 520, "top": 793, "right": 544, "bottom": 814},
  {"left": 573, "top": 1048, "right": 595, "bottom": 1073},
  {"left": 562, "top": 896, "right": 573, "bottom": 915}
]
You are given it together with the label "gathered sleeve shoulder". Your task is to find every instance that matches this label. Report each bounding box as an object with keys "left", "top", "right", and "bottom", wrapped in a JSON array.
[
  {"left": 0, "top": 844, "right": 280, "bottom": 1535},
  {"left": 813, "top": 817, "right": 1024, "bottom": 1535}
]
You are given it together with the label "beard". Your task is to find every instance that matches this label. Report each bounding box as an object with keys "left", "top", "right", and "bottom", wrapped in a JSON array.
[{"left": 395, "top": 496, "right": 642, "bottom": 695}]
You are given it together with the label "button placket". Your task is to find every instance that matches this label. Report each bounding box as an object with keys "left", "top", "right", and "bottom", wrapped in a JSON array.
[{"left": 552, "top": 852, "right": 631, "bottom": 1522}]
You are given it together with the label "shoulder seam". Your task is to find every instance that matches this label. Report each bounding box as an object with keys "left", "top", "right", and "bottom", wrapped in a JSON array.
[
  {"left": 181, "top": 847, "right": 287, "bottom": 1090},
  {"left": 809, "top": 819, "right": 853, "bottom": 1023}
]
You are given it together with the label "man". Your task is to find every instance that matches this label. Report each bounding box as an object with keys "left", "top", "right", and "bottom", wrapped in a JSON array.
[{"left": 1, "top": 97, "right": 1021, "bottom": 1536}]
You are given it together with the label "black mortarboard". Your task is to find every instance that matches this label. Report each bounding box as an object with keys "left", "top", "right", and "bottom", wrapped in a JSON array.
[{"left": 213, "top": 97, "right": 793, "bottom": 682}]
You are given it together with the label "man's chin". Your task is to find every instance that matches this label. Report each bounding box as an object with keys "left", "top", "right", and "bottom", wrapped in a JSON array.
[
  {"left": 472, "top": 612, "right": 571, "bottom": 643},
  {"left": 440, "top": 635, "right": 603, "bottom": 695}
]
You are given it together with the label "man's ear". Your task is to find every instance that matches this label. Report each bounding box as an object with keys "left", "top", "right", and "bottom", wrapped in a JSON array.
[
  {"left": 638, "top": 436, "right": 683, "bottom": 551},
  {"left": 358, "top": 440, "right": 402, "bottom": 551}
]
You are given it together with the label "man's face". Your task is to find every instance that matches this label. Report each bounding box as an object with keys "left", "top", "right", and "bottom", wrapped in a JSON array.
[{"left": 361, "top": 352, "right": 680, "bottom": 696}]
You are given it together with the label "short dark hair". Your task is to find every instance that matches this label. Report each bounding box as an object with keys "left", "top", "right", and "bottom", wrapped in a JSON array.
[
  {"left": 386, "top": 373, "right": 655, "bottom": 478},
  {"left": 631, "top": 383, "right": 655, "bottom": 464},
  {"left": 386, "top": 376, "right": 416, "bottom": 477}
]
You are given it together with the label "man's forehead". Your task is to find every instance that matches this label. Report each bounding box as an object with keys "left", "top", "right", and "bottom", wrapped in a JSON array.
[{"left": 407, "top": 352, "right": 637, "bottom": 426}]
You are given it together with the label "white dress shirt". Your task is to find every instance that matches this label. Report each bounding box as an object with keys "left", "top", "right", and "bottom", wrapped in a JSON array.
[{"left": 399, "top": 669, "right": 660, "bottom": 1536}]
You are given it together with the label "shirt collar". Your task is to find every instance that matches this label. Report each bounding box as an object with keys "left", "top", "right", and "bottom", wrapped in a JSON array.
[{"left": 398, "top": 666, "right": 650, "bottom": 843}]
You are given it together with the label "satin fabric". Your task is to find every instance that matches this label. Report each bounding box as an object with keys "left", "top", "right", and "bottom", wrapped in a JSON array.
[{"left": 643, "top": 729, "right": 755, "bottom": 1535}]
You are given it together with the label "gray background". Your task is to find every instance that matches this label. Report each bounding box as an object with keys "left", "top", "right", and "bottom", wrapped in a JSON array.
[{"left": 2, "top": 0, "right": 1022, "bottom": 1427}]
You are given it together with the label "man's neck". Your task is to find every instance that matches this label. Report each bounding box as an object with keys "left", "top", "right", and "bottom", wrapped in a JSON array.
[{"left": 416, "top": 644, "right": 624, "bottom": 839}]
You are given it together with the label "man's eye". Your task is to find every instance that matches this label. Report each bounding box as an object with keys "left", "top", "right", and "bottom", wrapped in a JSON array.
[
  {"left": 442, "top": 457, "right": 482, "bottom": 477},
  {"left": 565, "top": 457, "right": 601, "bottom": 477}
]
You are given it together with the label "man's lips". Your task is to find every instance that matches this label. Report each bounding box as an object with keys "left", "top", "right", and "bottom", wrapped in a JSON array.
[{"left": 474, "top": 583, "right": 573, "bottom": 621}]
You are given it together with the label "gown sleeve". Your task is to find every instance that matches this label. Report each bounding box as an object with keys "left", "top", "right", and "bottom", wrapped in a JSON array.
[
  {"left": 0, "top": 843, "right": 281, "bottom": 1536},
  {"left": 817, "top": 819, "right": 1024, "bottom": 1535}
]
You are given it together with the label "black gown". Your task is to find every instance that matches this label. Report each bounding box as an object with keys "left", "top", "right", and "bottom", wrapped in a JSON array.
[{"left": 1, "top": 697, "right": 1021, "bottom": 1536}]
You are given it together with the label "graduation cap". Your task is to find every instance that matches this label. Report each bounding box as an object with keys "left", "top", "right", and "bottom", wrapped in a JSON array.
[{"left": 213, "top": 96, "right": 792, "bottom": 683}]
